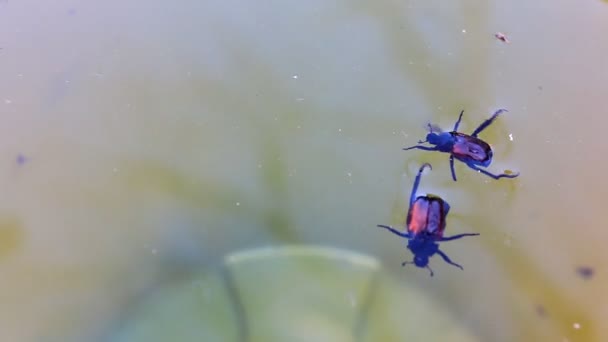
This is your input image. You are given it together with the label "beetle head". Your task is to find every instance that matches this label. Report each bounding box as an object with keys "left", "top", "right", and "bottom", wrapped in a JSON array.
[{"left": 413, "top": 255, "right": 429, "bottom": 267}]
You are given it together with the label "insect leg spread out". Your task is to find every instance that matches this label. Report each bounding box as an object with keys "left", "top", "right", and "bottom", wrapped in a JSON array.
[
  {"left": 403, "top": 108, "right": 520, "bottom": 181},
  {"left": 376, "top": 163, "right": 479, "bottom": 276}
]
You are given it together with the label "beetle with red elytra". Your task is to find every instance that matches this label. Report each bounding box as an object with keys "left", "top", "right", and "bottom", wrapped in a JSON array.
[{"left": 377, "top": 163, "right": 479, "bottom": 276}]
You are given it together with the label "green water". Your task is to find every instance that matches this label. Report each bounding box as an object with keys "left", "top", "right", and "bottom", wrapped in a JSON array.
[{"left": 0, "top": 0, "right": 607, "bottom": 341}]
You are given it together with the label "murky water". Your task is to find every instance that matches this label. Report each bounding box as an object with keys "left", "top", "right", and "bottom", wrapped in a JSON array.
[{"left": 1, "top": 0, "right": 607, "bottom": 341}]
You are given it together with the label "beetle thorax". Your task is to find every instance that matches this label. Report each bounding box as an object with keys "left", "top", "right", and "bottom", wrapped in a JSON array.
[{"left": 427, "top": 132, "right": 454, "bottom": 148}]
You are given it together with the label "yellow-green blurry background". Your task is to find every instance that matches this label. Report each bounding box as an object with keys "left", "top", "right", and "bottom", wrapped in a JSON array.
[{"left": 0, "top": 0, "right": 607, "bottom": 341}]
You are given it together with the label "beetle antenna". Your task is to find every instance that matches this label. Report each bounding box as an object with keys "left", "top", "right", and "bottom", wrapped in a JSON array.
[{"left": 426, "top": 265, "right": 434, "bottom": 277}]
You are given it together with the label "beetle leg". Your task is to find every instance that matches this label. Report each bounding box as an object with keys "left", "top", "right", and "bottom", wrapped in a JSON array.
[
  {"left": 426, "top": 265, "right": 434, "bottom": 277},
  {"left": 436, "top": 250, "right": 464, "bottom": 270},
  {"left": 377, "top": 225, "right": 411, "bottom": 238},
  {"left": 466, "top": 163, "right": 520, "bottom": 180},
  {"left": 402, "top": 145, "right": 438, "bottom": 151},
  {"left": 453, "top": 109, "right": 464, "bottom": 131},
  {"left": 471, "top": 108, "right": 508, "bottom": 137},
  {"left": 402, "top": 260, "right": 413, "bottom": 267},
  {"left": 449, "top": 155, "right": 457, "bottom": 181},
  {"left": 439, "top": 233, "right": 480, "bottom": 241},
  {"left": 409, "top": 163, "right": 432, "bottom": 206}
]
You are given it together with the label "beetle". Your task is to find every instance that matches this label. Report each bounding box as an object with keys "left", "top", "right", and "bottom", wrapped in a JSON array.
[
  {"left": 377, "top": 163, "right": 479, "bottom": 276},
  {"left": 403, "top": 109, "right": 519, "bottom": 181}
]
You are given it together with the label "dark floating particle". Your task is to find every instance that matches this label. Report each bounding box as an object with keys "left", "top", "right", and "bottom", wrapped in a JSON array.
[
  {"left": 495, "top": 32, "right": 510, "bottom": 43},
  {"left": 536, "top": 305, "right": 547, "bottom": 318},
  {"left": 576, "top": 266, "right": 594, "bottom": 280},
  {"left": 16, "top": 154, "right": 28, "bottom": 165}
]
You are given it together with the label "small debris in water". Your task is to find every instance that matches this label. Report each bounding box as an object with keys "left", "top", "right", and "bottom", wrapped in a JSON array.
[
  {"left": 573, "top": 322, "right": 581, "bottom": 330},
  {"left": 495, "top": 32, "right": 510, "bottom": 43},
  {"left": 509, "top": 133, "right": 514, "bottom": 141},
  {"left": 536, "top": 305, "right": 547, "bottom": 317},
  {"left": 16, "top": 154, "right": 28, "bottom": 165},
  {"left": 576, "top": 266, "right": 594, "bottom": 280}
]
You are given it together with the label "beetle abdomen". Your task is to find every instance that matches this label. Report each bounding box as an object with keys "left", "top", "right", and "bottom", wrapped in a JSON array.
[{"left": 452, "top": 133, "right": 492, "bottom": 164}]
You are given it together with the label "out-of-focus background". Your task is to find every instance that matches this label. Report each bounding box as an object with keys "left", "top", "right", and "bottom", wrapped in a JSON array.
[{"left": 1, "top": 0, "right": 607, "bottom": 341}]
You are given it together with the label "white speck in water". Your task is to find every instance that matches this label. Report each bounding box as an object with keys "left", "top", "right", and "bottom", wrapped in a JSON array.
[
  {"left": 509, "top": 133, "right": 514, "bottom": 141},
  {"left": 296, "top": 97, "right": 304, "bottom": 102},
  {"left": 292, "top": 75, "right": 298, "bottom": 79},
  {"left": 296, "top": 125, "right": 301, "bottom": 129},
  {"left": 17, "top": 73, "right": 23, "bottom": 77},
  {"left": 462, "top": 29, "right": 467, "bottom": 33},
  {"left": 151, "top": 249, "right": 158, "bottom": 255},
  {"left": 573, "top": 323, "right": 581, "bottom": 329},
  {"left": 4, "top": 99, "right": 12, "bottom": 104},
  {"left": 408, "top": 60, "right": 414, "bottom": 65},
  {"left": 64, "top": 79, "right": 70, "bottom": 84},
  {"left": 257, "top": 164, "right": 262, "bottom": 169},
  {"left": 338, "top": 128, "right": 342, "bottom": 132},
  {"left": 274, "top": 117, "right": 278, "bottom": 121},
  {"left": 401, "top": 131, "right": 408, "bottom": 139},
  {"left": 113, "top": 167, "right": 119, "bottom": 173},
  {"left": 347, "top": 292, "right": 357, "bottom": 307},
  {"left": 347, "top": 172, "right": 352, "bottom": 177},
  {"left": 236, "top": 202, "right": 240, "bottom": 206}
]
